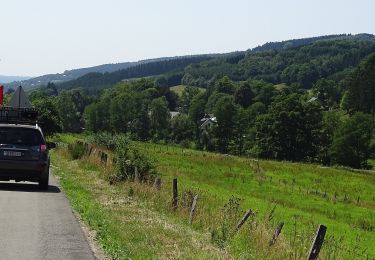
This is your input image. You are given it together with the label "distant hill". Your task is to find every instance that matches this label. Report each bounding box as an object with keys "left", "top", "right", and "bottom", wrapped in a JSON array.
[
  {"left": 57, "top": 55, "right": 220, "bottom": 91},
  {"left": 58, "top": 33, "right": 375, "bottom": 92},
  {"left": 5, "top": 57, "right": 209, "bottom": 90},
  {"left": 182, "top": 34, "right": 375, "bottom": 89},
  {"left": 250, "top": 33, "right": 375, "bottom": 52},
  {"left": 0, "top": 75, "right": 31, "bottom": 84},
  {"left": 8, "top": 33, "right": 375, "bottom": 92},
  {"left": 5, "top": 61, "right": 152, "bottom": 90}
]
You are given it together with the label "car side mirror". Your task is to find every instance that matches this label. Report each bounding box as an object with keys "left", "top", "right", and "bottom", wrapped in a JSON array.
[{"left": 47, "top": 142, "right": 57, "bottom": 149}]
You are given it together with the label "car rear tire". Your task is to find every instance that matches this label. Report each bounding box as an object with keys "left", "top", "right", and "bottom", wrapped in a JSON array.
[{"left": 39, "top": 167, "right": 49, "bottom": 190}]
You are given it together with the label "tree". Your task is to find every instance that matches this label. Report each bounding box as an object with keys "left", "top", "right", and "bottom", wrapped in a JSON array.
[
  {"left": 83, "top": 102, "right": 99, "bottom": 132},
  {"left": 170, "top": 113, "right": 195, "bottom": 143},
  {"left": 33, "top": 97, "right": 62, "bottom": 136},
  {"left": 45, "top": 82, "right": 58, "bottom": 96},
  {"left": 215, "top": 76, "right": 235, "bottom": 94},
  {"left": 56, "top": 92, "right": 80, "bottom": 132},
  {"left": 341, "top": 53, "right": 375, "bottom": 114},
  {"left": 213, "top": 95, "right": 238, "bottom": 153},
  {"left": 109, "top": 92, "right": 134, "bottom": 132},
  {"left": 180, "top": 86, "right": 200, "bottom": 113},
  {"left": 330, "top": 112, "right": 374, "bottom": 169},
  {"left": 317, "top": 111, "right": 342, "bottom": 165},
  {"left": 234, "top": 81, "right": 254, "bottom": 108},
  {"left": 150, "top": 97, "right": 170, "bottom": 141},
  {"left": 252, "top": 82, "right": 276, "bottom": 107},
  {"left": 56, "top": 90, "right": 91, "bottom": 132},
  {"left": 312, "top": 79, "right": 339, "bottom": 110},
  {"left": 130, "top": 104, "right": 150, "bottom": 141},
  {"left": 188, "top": 92, "right": 206, "bottom": 125},
  {"left": 154, "top": 76, "right": 168, "bottom": 88},
  {"left": 253, "top": 93, "right": 322, "bottom": 161}
]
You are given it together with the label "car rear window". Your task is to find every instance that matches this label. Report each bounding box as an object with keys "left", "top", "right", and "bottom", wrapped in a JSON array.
[{"left": 0, "top": 127, "right": 44, "bottom": 146}]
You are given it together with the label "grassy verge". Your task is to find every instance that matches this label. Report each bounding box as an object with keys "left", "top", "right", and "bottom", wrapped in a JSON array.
[{"left": 51, "top": 148, "right": 228, "bottom": 259}]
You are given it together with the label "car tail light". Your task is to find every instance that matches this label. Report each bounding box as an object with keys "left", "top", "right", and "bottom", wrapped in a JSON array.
[{"left": 40, "top": 144, "right": 47, "bottom": 152}]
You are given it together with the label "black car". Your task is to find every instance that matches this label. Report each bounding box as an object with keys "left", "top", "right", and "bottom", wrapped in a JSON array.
[{"left": 0, "top": 123, "right": 55, "bottom": 190}]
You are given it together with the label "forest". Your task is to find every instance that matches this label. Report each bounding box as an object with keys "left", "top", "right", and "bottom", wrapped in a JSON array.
[{"left": 21, "top": 36, "right": 375, "bottom": 169}]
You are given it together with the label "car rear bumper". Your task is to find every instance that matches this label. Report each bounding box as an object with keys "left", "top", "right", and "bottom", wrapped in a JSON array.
[{"left": 0, "top": 160, "right": 48, "bottom": 181}]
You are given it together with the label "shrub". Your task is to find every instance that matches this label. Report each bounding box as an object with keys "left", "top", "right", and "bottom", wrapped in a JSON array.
[
  {"left": 89, "top": 132, "right": 118, "bottom": 150},
  {"left": 114, "top": 135, "right": 156, "bottom": 181}
]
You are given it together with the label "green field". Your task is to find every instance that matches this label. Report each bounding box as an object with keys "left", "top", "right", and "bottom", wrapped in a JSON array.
[
  {"left": 52, "top": 136, "right": 375, "bottom": 259},
  {"left": 138, "top": 143, "right": 375, "bottom": 257}
]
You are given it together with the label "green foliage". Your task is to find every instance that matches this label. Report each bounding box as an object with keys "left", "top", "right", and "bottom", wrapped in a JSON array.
[
  {"left": 213, "top": 95, "right": 238, "bottom": 153},
  {"left": 188, "top": 92, "right": 206, "bottom": 126},
  {"left": 312, "top": 79, "right": 340, "bottom": 110},
  {"left": 234, "top": 81, "right": 254, "bottom": 108},
  {"left": 150, "top": 97, "right": 170, "bottom": 141},
  {"left": 215, "top": 76, "right": 236, "bottom": 94},
  {"left": 317, "top": 111, "right": 342, "bottom": 165},
  {"left": 330, "top": 112, "right": 374, "bottom": 168},
  {"left": 56, "top": 90, "right": 91, "bottom": 132},
  {"left": 88, "top": 132, "right": 118, "bottom": 150},
  {"left": 341, "top": 53, "right": 375, "bottom": 114},
  {"left": 253, "top": 93, "right": 322, "bottom": 161},
  {"left": 114, "top": 135, "right": 156, "bottom": 181},
  {"left": 211, "top": 197, "right": 242, "bottom": 248},
  {"left": 68, "top": 141, "right": 86, "bottom": 160},
  {"left": 180, "top": 86, "right": 200, "bottom": 113},
  {"left": 170, "top": 113, "right": 195, "bottom": 144},
  {"left": 184, "top": 39, "right": 375, "bottom": 89},
  {"left": 33, "top": 97, "right": 62, "bottom": 136}
]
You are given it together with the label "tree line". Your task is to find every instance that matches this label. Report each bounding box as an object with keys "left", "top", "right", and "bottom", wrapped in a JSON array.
[{"left": 29, "top": 51, "right": 375, "bottom": 169}]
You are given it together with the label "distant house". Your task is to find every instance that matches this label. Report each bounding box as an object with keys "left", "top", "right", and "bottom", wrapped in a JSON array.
[
  {"left": 170, "top": 111, "right": 180, "bottom": 119},
  {"left": 200, "top": 113, "right": 217, "bottom": 130},
  {"left": 307, "top": 96, "right": 318, "bottom": 103}
]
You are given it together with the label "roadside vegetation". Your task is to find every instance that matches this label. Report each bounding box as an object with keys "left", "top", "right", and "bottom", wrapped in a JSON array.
[{"left": 52, "top": 133, "right": 375, "bottom": 259}]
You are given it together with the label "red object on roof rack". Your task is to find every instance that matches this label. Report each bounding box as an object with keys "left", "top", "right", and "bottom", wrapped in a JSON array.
[{"left": 0, "top": 85, "right": 3, "bottom": 106}]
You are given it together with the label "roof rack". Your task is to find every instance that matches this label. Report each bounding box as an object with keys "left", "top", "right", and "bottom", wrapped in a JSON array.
[{"left": 0, "top": 106, "right": 38, "bottom": 125}]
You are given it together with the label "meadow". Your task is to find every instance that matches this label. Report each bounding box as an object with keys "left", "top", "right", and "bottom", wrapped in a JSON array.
[
  {"left": 51, "top": 135, "right": 375, "bottom": 259},
  {"left": 137, "top": 142, "right": 375, "bottom": 257}
]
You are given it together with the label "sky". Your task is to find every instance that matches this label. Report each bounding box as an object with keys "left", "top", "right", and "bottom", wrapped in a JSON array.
[{"left": 0, "top": 0, "right": 374, "bottom": 77}]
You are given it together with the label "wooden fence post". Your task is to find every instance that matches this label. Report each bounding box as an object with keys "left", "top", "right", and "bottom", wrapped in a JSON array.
[
  {"left": 307, "top": 225, "right": 327, "bottom": 260},
  {"left": 189, "top": 195, "right": 198, "bottom": 224},
  {"left": 172, "top": 178, "right": 178, "bottom": 210},
  {"left": 235, "top": 209, "right": 254, "bottom": 232},
  {"left": 101, "top": 152, "right": 108, "bottom": 165},
  {"left": 269, "top": 222, "right": 284, "bottom": 246},
  {"left": 153, "top": 177, "right": 162, "bottom": 190},
  {"left": 112, "top": 158, "right": 116, "bottom": 166}
]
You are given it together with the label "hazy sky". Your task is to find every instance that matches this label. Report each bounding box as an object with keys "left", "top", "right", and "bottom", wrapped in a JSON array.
[{"left": 0, "top": 0, "right": 374, "bottom": 76}]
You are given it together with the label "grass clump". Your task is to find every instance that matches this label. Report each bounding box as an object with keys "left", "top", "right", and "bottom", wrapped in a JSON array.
[{"left": 68, "top": 141, "right": 86, "bottom": 159}]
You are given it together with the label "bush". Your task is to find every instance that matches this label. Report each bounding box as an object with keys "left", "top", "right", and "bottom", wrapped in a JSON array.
[
  {"left": 114, "top": 135, "right": 156, "bottom": 181},
  {"left": 89, "top": 132, "right": 118, "bottom": 150}
]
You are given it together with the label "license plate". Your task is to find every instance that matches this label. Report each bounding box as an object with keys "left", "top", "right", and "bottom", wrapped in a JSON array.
[{"left": 3, "top": 151, "right": 22, "bottom": 157}]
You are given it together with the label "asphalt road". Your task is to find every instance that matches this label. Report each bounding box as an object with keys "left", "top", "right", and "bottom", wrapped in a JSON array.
[{"left": 0, "top": 174, "right": 95, "bottom": 260}]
